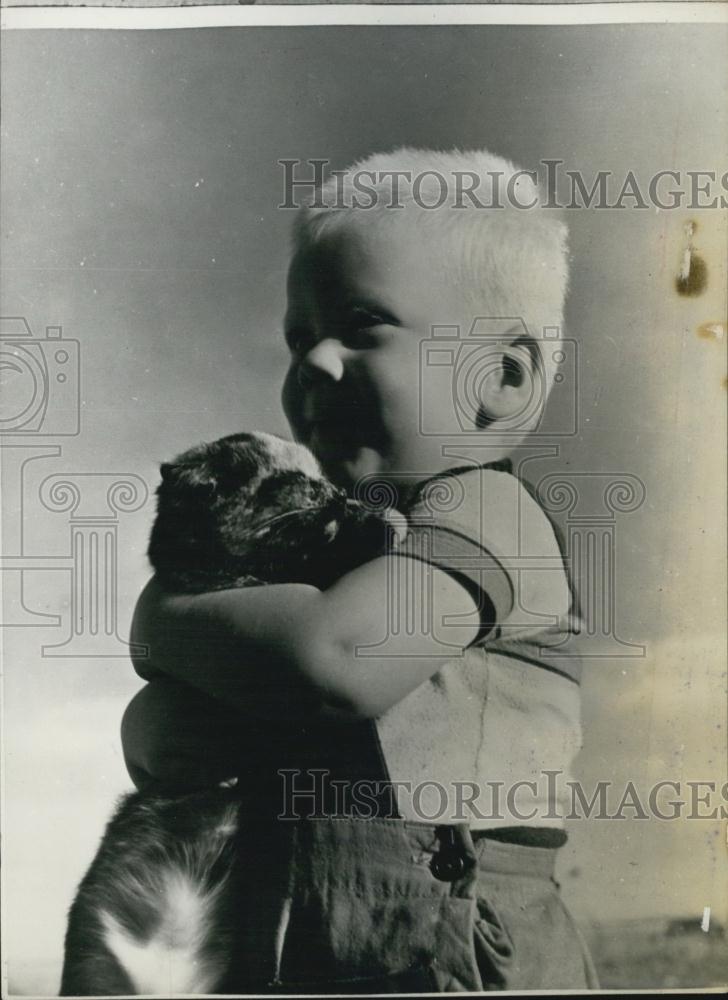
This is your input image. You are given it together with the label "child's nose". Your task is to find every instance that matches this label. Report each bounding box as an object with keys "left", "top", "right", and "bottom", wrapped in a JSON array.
[{"left": 297, "top": 338, "right": 345, "bottom": 385}]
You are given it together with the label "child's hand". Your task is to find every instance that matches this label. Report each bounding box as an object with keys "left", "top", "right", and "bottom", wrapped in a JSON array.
[{"left": 382, "top": 507, "right": 409, "bottom": 548}]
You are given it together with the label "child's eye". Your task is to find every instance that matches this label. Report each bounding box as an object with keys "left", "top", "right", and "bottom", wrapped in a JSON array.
[
  {"left": 349, "top": 305, "right": 397, "bottom": 330},
  {"left": 344, "top": 306, "right": 399, "bottom": 347}
]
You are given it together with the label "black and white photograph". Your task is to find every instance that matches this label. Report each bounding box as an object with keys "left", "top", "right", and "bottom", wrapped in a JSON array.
[{"left": 1, "top": 4, "right": 727, "bottom": 996}]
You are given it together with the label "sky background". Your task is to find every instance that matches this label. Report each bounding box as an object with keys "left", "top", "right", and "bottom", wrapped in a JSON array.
[{"left": 1, "top": 23, "right": 727, "bottom": 995}]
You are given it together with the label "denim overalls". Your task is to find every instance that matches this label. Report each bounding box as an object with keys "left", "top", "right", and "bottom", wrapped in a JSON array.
[{"left": 209, "top": 711, "right": 599, "bottom": 994}]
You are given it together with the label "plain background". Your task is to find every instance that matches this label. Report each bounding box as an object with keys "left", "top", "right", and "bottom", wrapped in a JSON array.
[{"left": 1, "top": 23, "right": 726, "bottom": 994}]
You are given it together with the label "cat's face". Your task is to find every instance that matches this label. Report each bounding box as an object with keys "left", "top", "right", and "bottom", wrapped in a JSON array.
[
  {"left": 150, "top": 431, "right": 377, "bottom": 589},
  {"left": 160, "top": 429, "right": 345, "bottom": 543}
]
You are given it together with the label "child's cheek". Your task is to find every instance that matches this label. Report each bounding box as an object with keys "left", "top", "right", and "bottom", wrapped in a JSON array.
[{"left": 281, "top": 368, "right": 306, "bottom": 440}]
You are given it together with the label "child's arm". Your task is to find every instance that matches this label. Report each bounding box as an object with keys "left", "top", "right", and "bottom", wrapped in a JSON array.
[
  {"left": 130, "top": 553, "right": 481, "bottom": 721},
  {"left": 121, "top": 678, "right": 248, "bottom": 792}
]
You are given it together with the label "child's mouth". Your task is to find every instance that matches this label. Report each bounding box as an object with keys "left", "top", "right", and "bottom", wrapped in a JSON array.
[
  {"left": 303, "top": 398, "right": 384, "bottom": 470},
  {"left": 305, "top": 402, "right": 364, "bottom": 448},
  {"left": 309, "top": 420, "right": 358, "bottom": 455}
]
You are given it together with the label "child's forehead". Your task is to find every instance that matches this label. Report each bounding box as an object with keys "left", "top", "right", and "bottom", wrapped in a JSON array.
[
  {"left": 291, "top": 223, "right": 389, "bottom": 276},
  {"left": 286, "top": 220, "right": 439, "bottom": 304}
]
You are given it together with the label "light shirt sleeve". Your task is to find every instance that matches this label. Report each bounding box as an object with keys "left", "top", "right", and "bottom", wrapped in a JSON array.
[{"left": 395, "top": 466, "right": 571, "bottom": 643}]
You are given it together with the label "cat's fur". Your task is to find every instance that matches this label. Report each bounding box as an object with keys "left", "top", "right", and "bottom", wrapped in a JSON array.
[{"left": 60, "top": 432, "right": 402, "bottom": 996}]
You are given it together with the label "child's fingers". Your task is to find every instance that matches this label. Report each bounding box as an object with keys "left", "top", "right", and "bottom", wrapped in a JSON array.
[{"left": 383, "top": 507, "right": 409, "bottom": 546}]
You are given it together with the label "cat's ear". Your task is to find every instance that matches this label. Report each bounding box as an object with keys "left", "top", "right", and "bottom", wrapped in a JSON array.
[{"left": 159, "top": 460, "right": 217, "bottom": 499}]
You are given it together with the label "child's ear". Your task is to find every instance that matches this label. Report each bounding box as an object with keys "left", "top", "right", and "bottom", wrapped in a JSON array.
[{"left": 477, "top": 337, "right": 543, "bottom": 427}]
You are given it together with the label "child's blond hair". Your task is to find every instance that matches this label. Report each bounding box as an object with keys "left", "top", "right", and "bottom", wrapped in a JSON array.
[{"left": 293, "top": 147, "right": 569, "bottom": 396}]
